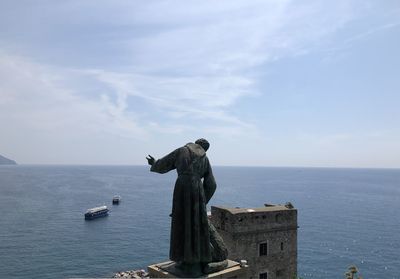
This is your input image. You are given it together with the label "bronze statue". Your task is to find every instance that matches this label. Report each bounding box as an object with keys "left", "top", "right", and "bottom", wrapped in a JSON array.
[{"left": 147, "top": 138, "right": 227, "bottom": 276}]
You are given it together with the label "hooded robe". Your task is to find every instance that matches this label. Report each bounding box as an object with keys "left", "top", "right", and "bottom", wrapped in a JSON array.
[{"left": 150, "top": 142, "right": 216, "bottom": 264}]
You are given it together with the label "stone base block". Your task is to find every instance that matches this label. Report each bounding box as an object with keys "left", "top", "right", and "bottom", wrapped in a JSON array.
[{"left": 148, "top": 260, "right": 247, "bottom": 278}]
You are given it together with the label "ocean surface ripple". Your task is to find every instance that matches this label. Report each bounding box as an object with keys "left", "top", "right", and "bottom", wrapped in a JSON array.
[{"left": 0, "top": 166, "right": 399, "bottom": 279}]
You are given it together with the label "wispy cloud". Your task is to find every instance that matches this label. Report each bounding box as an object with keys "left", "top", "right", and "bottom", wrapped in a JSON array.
[
  {"left": 72, "top": 0, "right": 359, "bottom": 133},
  {"left": 2, "top": 0, "right": 389, "bottom": 164},
  {"left": 325, "top": 21, "right": 400, "bottom": 55},
  {"left": 0, "top": 52, "right": 146, "bottom": 139}
]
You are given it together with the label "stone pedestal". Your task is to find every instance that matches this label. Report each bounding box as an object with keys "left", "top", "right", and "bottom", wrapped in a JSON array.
[{"left": 148, "top": 260, "right": 247, "bottom": 278}]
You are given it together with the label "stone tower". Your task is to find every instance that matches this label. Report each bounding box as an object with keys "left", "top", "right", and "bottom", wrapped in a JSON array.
[{"left": 210, "top": 204, "right": 298, "bottom": 279}]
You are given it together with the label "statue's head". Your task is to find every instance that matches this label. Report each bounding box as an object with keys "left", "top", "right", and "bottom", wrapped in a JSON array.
[{"left": 195, "top": 138, "right": 210, "bottom": 151}]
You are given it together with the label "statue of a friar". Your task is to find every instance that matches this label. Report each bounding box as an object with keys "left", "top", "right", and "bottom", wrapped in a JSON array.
[{"left": 147, "top": 138, "right": 228, "bottom": 276}]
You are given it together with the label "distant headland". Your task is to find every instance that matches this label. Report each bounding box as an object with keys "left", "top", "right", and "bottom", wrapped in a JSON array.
[{"left": 0, "top": 154, "right": 17, "bottom": 165}]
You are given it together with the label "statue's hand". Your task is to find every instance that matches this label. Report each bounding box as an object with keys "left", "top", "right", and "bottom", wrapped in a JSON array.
[{"left": 146, "top": 155, "right": 155, "bottom": 166}]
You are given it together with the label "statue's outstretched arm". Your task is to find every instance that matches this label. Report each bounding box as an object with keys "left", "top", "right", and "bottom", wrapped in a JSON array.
[{"left": 149, "top": 148, "right": 179, "bottom": 174}]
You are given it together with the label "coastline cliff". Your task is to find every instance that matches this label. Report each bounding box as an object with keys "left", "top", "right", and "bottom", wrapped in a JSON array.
[{"left": 0, "top": 154, "right": 17, "bottom": 165}]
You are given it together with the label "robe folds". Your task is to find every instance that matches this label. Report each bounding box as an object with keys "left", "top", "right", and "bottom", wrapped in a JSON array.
[{"left": 150, "top": 143, "right": 217, "bottom": 264}]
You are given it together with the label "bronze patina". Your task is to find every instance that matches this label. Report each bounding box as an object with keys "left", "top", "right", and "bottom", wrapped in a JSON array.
[{"left": 147, "top": 139, "right": 228, "bottom": 276}]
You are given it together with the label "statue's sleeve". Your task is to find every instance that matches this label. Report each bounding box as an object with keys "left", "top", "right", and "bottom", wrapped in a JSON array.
[
  {"left": 150, "top": 148, "right": 178, "bottom": 174},
  {"left": 203, "top": 157, "right": 216, "bottom": 204}
]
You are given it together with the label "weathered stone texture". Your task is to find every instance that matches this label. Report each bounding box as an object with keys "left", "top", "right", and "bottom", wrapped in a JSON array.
[
  {"left": 148, "top": 260, "right": 248, "bottom": 278},
  {"left": 211, "top": 205, "right": 297, "bottom": 279}
]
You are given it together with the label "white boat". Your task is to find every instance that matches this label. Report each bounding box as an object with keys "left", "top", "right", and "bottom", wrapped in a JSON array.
[
  {"left": 84, "top": 205, "right": 109, "bottom": 220},
  {"left": 112, "top": 195, "right": 121, "bottom": 204}
]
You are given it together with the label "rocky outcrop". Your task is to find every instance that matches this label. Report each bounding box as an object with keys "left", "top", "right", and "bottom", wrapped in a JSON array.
[
  {"left": 0, "top": 154, "right": 17, "bottom": 165},
  {"left": 113, "top": 269, "right": 149, "bottom": 278}
]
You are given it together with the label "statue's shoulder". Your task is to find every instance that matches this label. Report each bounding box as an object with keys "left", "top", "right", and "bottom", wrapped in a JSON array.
[{"left": 185, "top": 143, "right": 206, "bottom": 158}]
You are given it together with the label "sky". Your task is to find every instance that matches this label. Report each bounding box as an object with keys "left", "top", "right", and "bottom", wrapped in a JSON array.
[{"left": 0, "top": 0, "right": 399, "bottom": 168}]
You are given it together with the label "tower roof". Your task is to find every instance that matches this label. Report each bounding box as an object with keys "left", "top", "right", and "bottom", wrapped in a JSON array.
[{"left": 212, "top": 204, "right": 295, "bottom": 215}]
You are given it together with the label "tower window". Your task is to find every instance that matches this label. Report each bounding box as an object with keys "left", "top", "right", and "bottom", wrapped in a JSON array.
[
  {"left": 259, "top": 272, "right": 268, "bottom": 279},
  {"left": 259, "top": 242, "right": 268, "bottom": 256},
  {"left": 280, "top": 242, "right": 284, "bottom": 251}
]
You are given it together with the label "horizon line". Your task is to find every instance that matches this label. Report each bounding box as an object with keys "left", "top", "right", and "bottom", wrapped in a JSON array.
[{"left": 3, "top": 163, "right": 400, "bottom": 170}]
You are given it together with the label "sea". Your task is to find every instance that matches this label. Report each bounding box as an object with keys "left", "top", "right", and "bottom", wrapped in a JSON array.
[{"left": 0, "top": 165, "right": 399, "bottom": 279}]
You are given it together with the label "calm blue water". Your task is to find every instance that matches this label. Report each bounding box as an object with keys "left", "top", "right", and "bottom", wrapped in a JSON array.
[{"left": 0, "top": 166, "right": 399, "bottom": 278}]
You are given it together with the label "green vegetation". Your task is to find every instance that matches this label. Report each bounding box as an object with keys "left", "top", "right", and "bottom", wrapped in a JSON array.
[
  {"left": 292, "top": 265, "right": 363, "bottom": 279},
  {"left": 345, "top": 265, "right": 363, "bottom": 279}
]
